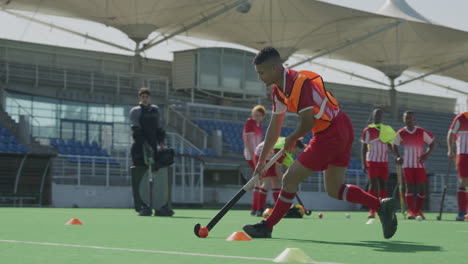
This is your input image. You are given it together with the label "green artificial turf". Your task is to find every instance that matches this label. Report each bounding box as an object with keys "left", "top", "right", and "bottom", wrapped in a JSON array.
[{"left": 0, "top": 208, "right": 466, "bottom": 264}]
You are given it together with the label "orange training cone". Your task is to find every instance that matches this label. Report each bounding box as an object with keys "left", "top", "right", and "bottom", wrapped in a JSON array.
[
  {"left": 65, "top": 218, "right": 83, "bottom": 225},
  {"left": 225, "top": 232, "right": 252, "bottom": 241}
]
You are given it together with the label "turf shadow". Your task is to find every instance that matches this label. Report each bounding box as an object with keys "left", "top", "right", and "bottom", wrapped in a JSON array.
[{"left": 273, "top": 238, "right": 443, "bottom": 253}]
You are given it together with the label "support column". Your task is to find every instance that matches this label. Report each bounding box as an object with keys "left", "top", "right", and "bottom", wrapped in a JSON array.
[{"left": 389, "top": 77, "right": 398, "bottom": 119}]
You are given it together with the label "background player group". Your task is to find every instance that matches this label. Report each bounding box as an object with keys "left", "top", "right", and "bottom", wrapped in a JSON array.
[{"left": 241, "top": 47, "right": 468, "bottom": 239}]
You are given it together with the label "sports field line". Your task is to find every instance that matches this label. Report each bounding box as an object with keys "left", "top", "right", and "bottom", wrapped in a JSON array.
[{"left": 0, "top": 239, "right": 342, "bottom": 264}]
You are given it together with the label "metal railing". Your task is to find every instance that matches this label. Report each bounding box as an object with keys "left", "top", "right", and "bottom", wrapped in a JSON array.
[
  {"left": 166, "top": 105, "right": 208, "bottom": 149},
  {"left": 51, "top": 155, "right": 130, "bottom": 187},
  {"left": 430, "top": 173, "right": 459, "bottom": 194},
  {"left": 2, "top": 89, "right": 42, "bottom": 136},
  {"left": 1, "top": 60, "right": 170, "bottom": 97},
  {"left": 180, "top": 102, "right": 299, "bottom": 127}
]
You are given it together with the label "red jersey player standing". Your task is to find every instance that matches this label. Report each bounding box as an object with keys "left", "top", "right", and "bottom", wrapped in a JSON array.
[
  {"left": 447, "top": 112, "right": 468, "bottom": 221},
  {"left": 243, "top": 47, "right": 397, "bottom": 239},
  {"left": 243, "top": 105, "right": 266, "bottom": 216},
  {"left": 393, "top": 111, "right": 435, "bottom": 220},
  {"left": 361, "top": 109, "right": 396, "bottom": 218}
]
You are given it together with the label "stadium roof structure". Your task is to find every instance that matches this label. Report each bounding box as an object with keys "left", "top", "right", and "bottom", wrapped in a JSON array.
[{"left": 1, "top": 0, "right": 467, "bottom": 89}]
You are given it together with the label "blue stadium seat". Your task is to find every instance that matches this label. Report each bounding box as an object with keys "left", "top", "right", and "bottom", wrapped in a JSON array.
[{"left": 50, "top": 138, "right": 58, "bottom": 147}]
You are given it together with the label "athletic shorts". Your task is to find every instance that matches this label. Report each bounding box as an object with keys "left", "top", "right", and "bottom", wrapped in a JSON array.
[
  {"left": 366, "top": 161, "right": 389, "bottom": 180},
  {"left": 403, "top": 168, "right": 427, "bottom": 183},
  {"left": 457, "top": 154, "right": 468, "bottom": 178},
  {"left": 254, "top": 154, "right": 277, "bottom": 178},
  {"left": 297, "top": 111, "right": 353, "bottom": 171},
  {"left": 246, "top": 160, "right": 255, "bottom": 170}
]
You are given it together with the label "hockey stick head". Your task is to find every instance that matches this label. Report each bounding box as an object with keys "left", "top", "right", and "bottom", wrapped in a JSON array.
[{"left": 193, "top": 223, "right": 201, "bottom": 237}]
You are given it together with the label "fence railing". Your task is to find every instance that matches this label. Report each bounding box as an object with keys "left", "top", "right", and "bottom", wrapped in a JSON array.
[
  {"left": 166, "top": 105, "right": 208, "bottom": 149},
  {"left": 0, "top": 60, "right": 170, "bottom": 97},
  {"left": 51, "top": 155, "right": 130, "bottom": 187},
  {"left": 179, "top": 102, "right": 299, "bottom": 127},
  {"left": 430, "top": 173, "right": 459, "bottom": 194}
]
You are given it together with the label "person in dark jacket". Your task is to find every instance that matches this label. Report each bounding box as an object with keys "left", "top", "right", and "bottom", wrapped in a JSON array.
[{"left": 129, "top": 88, "right": 173, "bottom": 216}]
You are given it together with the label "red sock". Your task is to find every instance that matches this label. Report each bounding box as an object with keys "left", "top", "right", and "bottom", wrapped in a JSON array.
[
  {"left": 251, "top": 187, "right": 260, "bottom": 211},
  {"left": 379, "top": 190, "right": 388, "bottom": 199},
  {"left": 257, "top": 188, "right": 268, "bottom": 211},
  {"left": 466, "top": 190, "right": 468, "bottom": 213},
  {"left": 339, "top": 184, "right": 380, "bottom": 211},
  {"left": 415, "top": 193, "right": 425, "bottom": 212},
  {"left": 458, "top": 188, "right": 467, "bottom": 213},
  {"left": 368, "top": 189, "right": 377, "bottom": 198},
  {"left": 265, "top": 190, "right": 296, "bottom": 229},
  {"left": 405, "top": 192, "right": 415, "bottom": 213},
  {"left": 272, "top": 188, "right": 280, "bottom": 204}
]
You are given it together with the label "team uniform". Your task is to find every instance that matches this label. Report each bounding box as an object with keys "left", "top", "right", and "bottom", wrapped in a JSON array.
[
  {"left": 361, "top": 125, "right": 393, "bottom": 217},
  {"left": 252, "top": 141, "right": 287, "bottom": 212},
  {"left": 361, "top": 126, "right": 390, "bottom": 182},
  {"left": 272, "top": 69, "right": 353, "bottom": 171},
  {"left": 256, "top": 68, "right": 390, "bottom": 235},
  {"left": 449, "top": 113, "right": 468, "bottom": 217},
  {"left": 243, "top": 117, "right": 263, "bottom": 214},
  {"left": 243, "top": 118, "right": 263, "bottom": 169},
  {"left": 394, "top": 126, "right": 434, "bottom": 216}
]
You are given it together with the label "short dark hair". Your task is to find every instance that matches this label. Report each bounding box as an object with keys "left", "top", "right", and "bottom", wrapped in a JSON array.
[
  {"left": 403, "top": 110, "right": 414, "bottom": 116},
  {"left": 138, "top": 87, "right": 151, "bottom": 96},
  {"left": 253, "top": 47, "right": 281, "bottom": 65}
]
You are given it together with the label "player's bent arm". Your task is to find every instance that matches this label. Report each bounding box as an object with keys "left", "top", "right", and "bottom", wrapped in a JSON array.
[
  {"left": 259, "top": 113, "right": 285, "bottom": 164},
  {"left": 425, "top": 141, "right": 436, "bottom": 157},
  {"left": 447, "top": 131, "right": 455, "bottom": 156},
  {"left": 393, "top": 145, "right": 402, "bottom": 163},
  {"left": 244, "top": 132, "right": 256, "bottom": 157},
  {"left": 286, "top": 109, "right": 314, "bottom": 151},
  {"left": 361, "top": 143, "right": 368, "bottom": 168}
]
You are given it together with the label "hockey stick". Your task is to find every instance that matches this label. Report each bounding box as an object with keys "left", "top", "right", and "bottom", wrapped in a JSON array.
[
  {"left": 143, "top": 142, "right": 155, "bottom": 210},
  {"left": 395, "top": 163, "right": 406, "bottom": 219},
  {"left": 295, "top": 193, "right": 312, "bottom": 216},
  {"left": 194, "top": 149, "right": 285, "bottom": 237},
  {"left": 437, "top": 159, "right": 453, "bottom": 221}
]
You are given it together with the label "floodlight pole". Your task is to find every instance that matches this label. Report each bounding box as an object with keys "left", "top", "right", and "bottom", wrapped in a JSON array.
[
  {"left": 139, "top": 0, "right": 248, "bottom": 53},
  {"left": 290, "top": 19, "right": 405, "bottom": 68}
]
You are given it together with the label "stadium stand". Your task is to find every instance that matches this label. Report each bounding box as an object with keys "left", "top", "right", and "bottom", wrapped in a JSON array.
[{"left": 0, "top": 126, "right": 28, "bottom": 154}]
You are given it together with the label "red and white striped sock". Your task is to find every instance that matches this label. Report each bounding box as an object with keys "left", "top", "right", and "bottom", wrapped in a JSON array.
[
  {"left": 339, "top": 184, "right": 380, "bottom": 211},
  {"left": 257, "top": 188, "right": 268, "bottom": 211},
  {"left": 415, "top": 193, "right": 426, "bottom": 212},
  {"left": 265, "top": 190, "right": 296, "bottom": 229},
  {"left": 251, "top": 187, "right": 260, "bottom": 212},
  {"left": 272, "top": 188, "right": 281, "bottom": 204}
]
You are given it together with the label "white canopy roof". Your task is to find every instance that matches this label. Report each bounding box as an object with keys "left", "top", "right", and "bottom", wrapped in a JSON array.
[{"left": 2, "top": 0, "right": 467, "bottom": 84}]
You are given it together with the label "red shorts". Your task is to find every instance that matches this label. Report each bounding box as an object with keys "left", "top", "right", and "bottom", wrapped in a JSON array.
[
  {"left": 246, "top": 160, "right": 256, "bottom": 170},
  {"left": 457, "top": 154, "right": 468, "bottom": 178},
  {"left": 366, "top": 161, "right": 389, "bottom": 180},
  {"left": 297, "top": 111, "right": 353, "bottom": 171},
  {"left": 403, "top": 168, "right": 427, "bottom": 183},
  {"left": 254, "top": 154, "right": 277, "bottom": 178}
]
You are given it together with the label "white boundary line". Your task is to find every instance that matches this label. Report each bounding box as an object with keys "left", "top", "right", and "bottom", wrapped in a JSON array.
[{"left": 0, "top": 239, "right": 342, "bottom": 264}]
